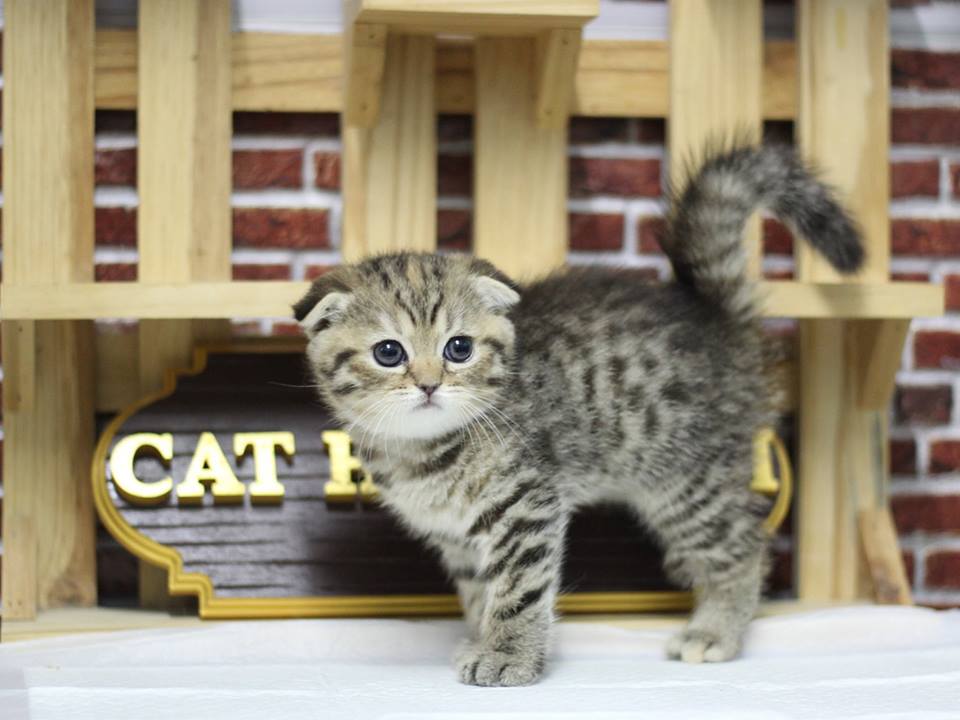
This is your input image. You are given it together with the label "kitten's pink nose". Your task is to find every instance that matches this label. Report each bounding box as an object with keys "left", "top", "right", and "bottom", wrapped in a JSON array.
[{"left": 419, "top": 384, "right": 438, "bottom": 399}]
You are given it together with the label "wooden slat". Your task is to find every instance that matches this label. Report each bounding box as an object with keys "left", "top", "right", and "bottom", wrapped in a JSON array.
[
  {"left": 474, "top": 37, "right": 568, "bottom": 280},
  {"left": 859, "top": 506, "right": 913, "bottom": 605},
  {"left": 795, "top": 0, "right": 902, "bottom": 604},
  {"left": 796, "top": 0, "right": 890, "bottom": 282},
  {"left": 342, "top": 22, "right": 388, "bottom": 127},
  {"left": 796, "top": 320, "right": 842, "bottom": 602},
  {"left": 136, "top": 0, "right": 233, "bottom": 608},
  {"left": 1, "top": 0, "right": 97, "bottom": 619},
  {"left": 348, "top": 0, "right": 598, "bottom": 33},
  {"left": 137, "top": 0, "right": 233, "bottom": 393},
  {"left": 669, "top": 0, "right": 763, "bottom": 277},
  {"left": 91, "top": 31, "right": 796, "bottom": 119},
  {"left": 535, "top": 28, "right": 582, "bottom": 128},
  {"left": 853, "top": 319, "right": 911, "bottom": 411},
  {"left": 342, "top": 34, "right": 436, "bottom": 260},
  {"left": 0, "top": 281, "right": 945, "bottom": 322}
]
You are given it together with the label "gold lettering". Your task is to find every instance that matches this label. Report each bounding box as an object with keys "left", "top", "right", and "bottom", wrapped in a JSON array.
[
  {"left": 177, "top": 432, "right": 246, "bottom": 505},
  {"left": 234, "top": 432, "right": 294, "bottom": 504},
  {"left": 109, "top": 433, "right": 174, "bottom": 506},
  {"left": 321, "top": 430, "right": 377, "bottom": 501}
]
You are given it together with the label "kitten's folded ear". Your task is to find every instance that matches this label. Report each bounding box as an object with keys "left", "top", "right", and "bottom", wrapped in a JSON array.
[
  {"left": 469, "top": 259, "right": 520, "bottom": 313},
  {"left": 292, "top": 271, "right": 353, "bottom": 338}
]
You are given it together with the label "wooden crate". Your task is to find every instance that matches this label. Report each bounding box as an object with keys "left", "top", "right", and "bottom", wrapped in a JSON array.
[{"left": 0, "top": 0, "right": 941, "bottom": 619}]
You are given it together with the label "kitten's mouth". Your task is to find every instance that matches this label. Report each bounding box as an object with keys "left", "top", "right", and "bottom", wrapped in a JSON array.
[{"left": 415, "top": 400, "right": 440, "bottom": 410}]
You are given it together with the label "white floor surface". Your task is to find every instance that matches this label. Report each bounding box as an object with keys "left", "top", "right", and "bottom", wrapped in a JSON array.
[{"left": 2, "top": 606, "right": 959, "bottom": 720}]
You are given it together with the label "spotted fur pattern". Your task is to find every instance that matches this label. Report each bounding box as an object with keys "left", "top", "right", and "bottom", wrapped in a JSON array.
[{"left": 293, "top": 145, "right": 864, "bottom": 686}]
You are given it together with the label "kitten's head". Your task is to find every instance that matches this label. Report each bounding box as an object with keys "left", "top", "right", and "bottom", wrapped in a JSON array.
[{"left": 293, "top": 253, "right": 519, "bottom": 442}]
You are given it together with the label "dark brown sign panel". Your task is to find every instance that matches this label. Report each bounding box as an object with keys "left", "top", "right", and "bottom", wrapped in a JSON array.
[{"left": 94, "top": 343, "right": 729, "bottom": 619}]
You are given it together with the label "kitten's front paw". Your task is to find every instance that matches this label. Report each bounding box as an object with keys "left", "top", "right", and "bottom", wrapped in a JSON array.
[
  {"left": 666, "top": 628, "right": 740, "bottom": 663},
  {"left": 455, "top": 641, "right": 544, "bottom": 687}
]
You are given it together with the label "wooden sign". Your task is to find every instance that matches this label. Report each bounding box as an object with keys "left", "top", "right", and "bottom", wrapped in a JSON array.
[{"left": 94, "top": 342, "right": 785, "bottom": 619}]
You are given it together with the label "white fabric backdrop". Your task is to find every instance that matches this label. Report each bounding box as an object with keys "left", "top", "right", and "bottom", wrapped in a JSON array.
[{"left": 2, "top": 606, "right": 960, "bottom": 720}]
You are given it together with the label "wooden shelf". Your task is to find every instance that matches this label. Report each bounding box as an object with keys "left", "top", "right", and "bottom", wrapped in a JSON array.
[
  {"left": 345, "top": 0, "right": 599, "bottom": 33},
  {"left": 0, "top": 280, "right": 944, "bottom": 321}
]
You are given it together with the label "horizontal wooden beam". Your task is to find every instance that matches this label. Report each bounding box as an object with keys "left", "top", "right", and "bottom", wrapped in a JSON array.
[
  {"left": 0, "top": 281, "right": 943, "bottom": 321},
  {"left": 94, "top": 30, "right": 796, "bottom": 119},
  {"left": 346, "top": 0, "right": 599, "bottom": 34}
]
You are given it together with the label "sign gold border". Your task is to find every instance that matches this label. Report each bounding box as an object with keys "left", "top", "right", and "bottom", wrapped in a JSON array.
[{"left": 92, "top": 341, "right": 700, "bottom": 619}]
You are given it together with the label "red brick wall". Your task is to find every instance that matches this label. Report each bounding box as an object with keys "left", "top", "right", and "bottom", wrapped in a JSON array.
[{"left": 2, "top": 14, "right": 960, "bottom": 606}]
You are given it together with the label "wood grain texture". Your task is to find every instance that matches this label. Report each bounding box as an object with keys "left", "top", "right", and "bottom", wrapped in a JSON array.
[
  {"left": 535, "top": 28, "right": 582, "bottom": 128},
  {"left": 852, "top": 319, "right": 911, "bottom": 411},
  {"left": 796, "top": 319, "right": 844, "bottom": 602},
  {"left": 342, "top": 34, "right": 437, "bottom": 260},
  {"left": 348, "top": 0, "right": 598, "bottom": 33},
  {"left": 342, "top": 22, "right": 387, "bottom": 127},
  {"left": 137, "top": 0, "right": 233, "bottom": 393},
  {"left": 474, "top": 37, "right": 567, "bottom": 280},
  {"left": 1, "top": 0, "right": 97, "bottom": 618},
  {"left": 137, "top": 0, "right": 232, "bottom": 288},
  {"left": 669, "top": 0, "right": 763, "bottom": 277},
  {"left": 859, "top": 506, "right": 913, "bottom": 605},
  {"left": 794, "top": 0, "right": 909, "bottom": 604},
  {"left": 0, "top": 280, "right": 945, "bottom": 321},
  {"left": 91, "top": 31, "right": 796, "bottom": 119},
  {"left": 136, "top": 0, "right": 233, "bottom": 607},
  {"left": 796, "top": 0, "right": 889, "bottom": 282}
]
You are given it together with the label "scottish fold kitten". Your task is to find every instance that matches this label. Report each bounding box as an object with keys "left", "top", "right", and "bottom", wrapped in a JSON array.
[{"left": 294, "top": 145, "right": 863, "bottom": 686}]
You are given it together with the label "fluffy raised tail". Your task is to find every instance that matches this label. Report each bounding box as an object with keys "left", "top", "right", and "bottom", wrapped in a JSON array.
[{"left": 663, "top": 145, "right": 864, "bottom": 319}]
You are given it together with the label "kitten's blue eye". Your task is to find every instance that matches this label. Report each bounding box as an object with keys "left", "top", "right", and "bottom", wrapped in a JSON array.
[
  {"left": 373, "top": 340, "right": 406, "bottom": 367},
  {"left": 443, "top": 336, "right": 473, "bottom": 363}
]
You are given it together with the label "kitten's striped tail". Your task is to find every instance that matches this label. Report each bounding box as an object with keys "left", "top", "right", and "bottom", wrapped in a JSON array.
[{"left": 663, "top": 145, "right": 864, "bottom": 320}]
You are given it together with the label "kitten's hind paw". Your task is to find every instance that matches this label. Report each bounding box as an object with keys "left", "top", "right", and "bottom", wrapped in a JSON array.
[
  {"left": 455, "top": 641, "right": 544, "bottom": 687},
  {"left": 666, "top": 628, "right": 740, "bottom": 663}
]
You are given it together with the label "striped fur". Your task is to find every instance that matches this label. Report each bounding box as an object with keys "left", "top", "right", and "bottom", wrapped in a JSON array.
[
  {"left": 294, "top": 145, "right": 862, "bottom": 686},
  {"left": 665, "top": 144, "right": 864, "bottom": 318}
]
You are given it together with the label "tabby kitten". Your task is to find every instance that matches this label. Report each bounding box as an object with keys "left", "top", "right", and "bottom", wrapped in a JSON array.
[{"left": 294, "top": 145, "right": 863, "bottom": 686}]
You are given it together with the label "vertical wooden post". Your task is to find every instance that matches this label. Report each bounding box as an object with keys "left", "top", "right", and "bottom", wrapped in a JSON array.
[
  {"left": 136, "top": 0, "right": 233, "bottom": 606},
  {"left": 669, "top": 0, "right": 763, "bottom": 277},
  {"left": 473, "top": 37, "right": 569, "bottom": 280},
  {"left": 342, "top": 34, "right": 436, "bottom": 260},
  {"left": 1, "top": 0, "right": 97, "bottom": 618},
  {"left": 795, "top": 0, "right": 906, "bottom": 602}
]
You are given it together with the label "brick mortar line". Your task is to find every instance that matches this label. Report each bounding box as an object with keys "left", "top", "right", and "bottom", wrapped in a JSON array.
[
  {"left": 892, "top": 87, "right": 960, "bottom": 109},
  {"left": 891, "top": 476, "right": 960, "bottom": 495}
]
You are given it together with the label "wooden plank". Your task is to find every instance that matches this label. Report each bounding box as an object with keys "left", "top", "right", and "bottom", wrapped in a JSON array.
[
  {"left": 342, "top": 34, "right": 436, "bottom": 260},
  {"left": 342, "top": 22, "right": 388, "bottom": 127},
  {"left": 137, "top": 0, "right": 233, "bottom": 392},
  {"left": 796, "top": 319, "right": 844, "bottom": 602},
  {"left": 669, "top": 0, "right": 763, "bottom": 277},
  {"left": 232, "top": 32, "right": 343, "bottom": 112},
  {"left": 348, "top": 0, "right": 598, "bottom": 33},
  {"left": 535, "top": 28, "right": 582, "bottom": 128},
  {"left": 795, "top": 0, "right": 902, "bottom": 604},
  {"left": 852, "top": 319, "right": 911, "bottom": 411},
  {"left": 136, "top": 0, "right": 233, "bottom": 607},
  {"left": 0, "top": 281, "right": 945, "bottom": 321},
  {"left": 796, "top": 0, "right": 889, "bottom": 282},
  {"left": 1, "top": 0, "right": 97, "bottom": 619},
  {"left": 138, "top": 0, "right": 232, "bottom": 289},
  {"left": 859, "top": 507, "right": 913, "bottom": 605},
  {"left": 91, "top": 31, "right": 797, "bottom": 119},
  {"left": 474, "top": 37, "right": 567, "bottom": 280}
]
